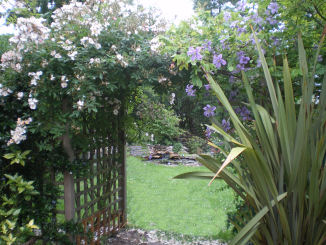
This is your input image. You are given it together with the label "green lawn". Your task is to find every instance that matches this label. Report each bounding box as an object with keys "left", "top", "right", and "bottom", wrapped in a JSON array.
[{"left": 126, "top": 156, "right": 236, "bottom": 241}]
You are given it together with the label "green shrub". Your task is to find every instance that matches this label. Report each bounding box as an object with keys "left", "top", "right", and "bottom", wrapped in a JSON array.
[
  {"left": 172, "top": 142, "right": 183, "bottom": 153},
  {"left": 0, "top": 151, "right": 39, "bottom": 245},
  {"left": 130, "top": 87, "right": 184, "bottom": 145}
]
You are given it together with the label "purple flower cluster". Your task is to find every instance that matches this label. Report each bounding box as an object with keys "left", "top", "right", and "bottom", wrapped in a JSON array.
[
  {"left": 220, "top": 38, "right": 229, "bottom": 50},
  {"left": 237, "top": 26, "right": 246, "bottom": 34},
  {"left": 236, "top": 0, "right": 247, "bottom": 12},
  {"left": 187, "top": 46, "right": 203, "bottom": 61},
  {"left": 251, "top": 13, "right": 264, "bottom": 26},
  {"left": 268, "top": 2, "right": 279, "bottom": 15},
  {"left": 271, "top": 36, "right": 280, "bottom": 46},
  {"left": 236, "top": 51, "right": 250, "bottom": 71},
  {"left": 185, "top": 84, "right": 196, "bottom": 96},
  {"left": 221, "top": 119, "right": 231, "bottom": 132},
  {"left": 266, "top": 16, "right": 277, "bottom": 25},
  {"left": 235, "top": 106, "right": 251, "bottom": 121},
  {"left": 224, "top": 12, "right": 231, "bottom": 22},
  {"left": 204, "top": 84, "right": 210, "bottom": 90},
  {"left": 213, "top": 54, "right": 227, "bottom": 69},
  {"left": 229, "top": 76, "right": 237, "bottom": 84},
  {"left": 229, "top": 89, "right": 238, "bottom": 101},
  {"left": 202, "top": 40, "right": 212, "bottom": 52},
  {"left": 205, "top": 127, "right": 213, "bottom": 138},
  {"left": 203, "top": 104, "right": 216, "bottom": 117}
]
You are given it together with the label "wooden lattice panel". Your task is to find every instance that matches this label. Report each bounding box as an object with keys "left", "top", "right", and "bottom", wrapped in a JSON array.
[
  {"left": 75, "top": 144, "right": 126, "bottom": 244},
  {"left": 55, "top": 110, "right": 126, "bottom": 244}
]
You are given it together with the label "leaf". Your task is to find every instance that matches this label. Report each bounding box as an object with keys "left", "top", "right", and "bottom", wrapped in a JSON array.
[
  {"left": 174, "top": 171, "right": 217, "bottom": 180},
  {"left": 191, "top": 74, "right": 203, "bottom": 87},
  {"left": 230, "top": 192, "right": 287, "bottom": 245},
  {"left": 3, "top": 153, "right": 15, "bottom": 160},
  {"left": 27, "top": 219, "right": 38, "bottom": 229},
  {"left": 209, "top": 147, "right": 246, "bottom": 185},
  {"left": 22, "top": 150, "right": 31, "bottom": 157},
  {"left": 12, "top": 209, "right": 21, "bottom": 216},
  {"left": 250, "top": 25, "right": 279, "bottom": 119}
]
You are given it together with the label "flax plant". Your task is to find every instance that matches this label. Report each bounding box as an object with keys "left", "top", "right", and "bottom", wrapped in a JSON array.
[{"left": 176, "top": 30, "right": 326, "bottom": 244}]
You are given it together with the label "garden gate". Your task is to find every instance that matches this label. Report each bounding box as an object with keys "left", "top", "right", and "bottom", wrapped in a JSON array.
[{"left": 54, "top": 104, "right": 126, "bottom": 244}]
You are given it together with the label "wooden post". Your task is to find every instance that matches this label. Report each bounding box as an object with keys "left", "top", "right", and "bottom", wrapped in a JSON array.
[
  {"left": 119, "top": 135, "right": 126, "bottom": 225},
  {"left": 118, "top": 101, "right": 127, "bottom": 226},
  {"left": 64, "top": 171, "right": 75, "bottom": 221},
  {"left": 62, "top": 98, "right": 76, "bottom": 222}
]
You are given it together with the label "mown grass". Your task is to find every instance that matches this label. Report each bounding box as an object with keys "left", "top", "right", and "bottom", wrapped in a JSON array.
[{"left": 126, "top": 156, "right": 236, "bottom": 241}]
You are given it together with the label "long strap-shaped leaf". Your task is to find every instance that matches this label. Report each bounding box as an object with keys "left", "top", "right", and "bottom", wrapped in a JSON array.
[
  {"left": 203, "top": 69, "right": 252, "bottom": 147},
  {"left": 197, "top": 154, "right": 254, "bottom": 200},
  {"left": 174, "top": 171, "right": 216, "bottom": 180},
  {"left": 209, "top": 147, "right": 246, "bottom": 185},
  {"left": 250, "top": 25, "right": 279, "bottom": 120},
  {"left": 230, "top": 192, "right": 288, "bottom": 245}
]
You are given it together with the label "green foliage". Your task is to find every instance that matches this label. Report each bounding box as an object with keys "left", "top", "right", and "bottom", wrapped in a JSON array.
[
  {"left": 0, "top": 1, "right": 170, "bottom": 243},
  {"left": 179, "top": 32, "right": 326, "bottom": 244},
  {"left": 0, "top": 151, "right": 39, "bottom": 245},
  {"left": 130, "top": 87, "right": 184, "bottom": 145},
  {"left": 185, "top": 135, "right": 207, "bottom": 154},
  {"left": 172, "top": 142, "right": 183, "bottom": 153},
  {"left": 0, "top": 35, "right": 12, "bottom": 56},
  {"left": 3, "top": 150, "right": 31, "bottom": 166}
]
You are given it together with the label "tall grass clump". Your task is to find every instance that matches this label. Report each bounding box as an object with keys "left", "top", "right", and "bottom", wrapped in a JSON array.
[{"left": 176, "top": 30, "right": 326, "bottom": 245}]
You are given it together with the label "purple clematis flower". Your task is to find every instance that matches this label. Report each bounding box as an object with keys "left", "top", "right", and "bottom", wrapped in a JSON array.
[
  {"left": 237, "top": 26, "right": 246, "bottom": 34},
  {"left": 220, "top": 38, "right": 229, "bottom": 50},
  {"left": 229, "top": 89, "right": 238, "bottom": 101},
  {"left": 251, "top": 13, "right": 264, "bottom": 26},
  {"left": 187, "top": 46, "right": 203, "bottom": 61},
  {"left": 318, "top": 55, "right": 323, "bottom": 62},
  {"left": 202, "top": 40, "right": 212, "bottom": 52},
  {"left": 235, "top": 106, "right": 251, "bottom": 121},
  {"left": 205, "top": 127, "right": 213, "bottom": 138},
  {"left": 213, "top": 54, "right": 227, "bottom": 69},
  {"left": 238, "top": 51, "right": 250, "bottom": 65},
  {"left": 203, "top": 104, "right": 216, "bottom": 117},
  {"left": 224, "top": 12, "right": 231, "bottom": 22},
  {"left": 236, "top": 0, "right": 247, "bottom": 12},
  {"left": 221, "top": 119, "right": 231, "bottom": 132},
  {"left": 229, "top": 76, "right": 236, "bottom": 84},
  {"left": 185, "top": 84, "right": 196, "bottom": 96},
  {"left": 241, "top": 107, "right": 251, "bottom": 121},
  {"left": 266, "top": 16, "right": 277, "bottom": 25},
  {"left": 204, "top": 84, "right": 211, "bottom": 90},
  {"left": 268, "top": 2, "right": 279, "bottom": 15}
]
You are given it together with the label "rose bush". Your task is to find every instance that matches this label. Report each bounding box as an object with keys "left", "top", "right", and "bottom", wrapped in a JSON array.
[{"left": 0, "top": 0, "right": 171, "bottom": 243}]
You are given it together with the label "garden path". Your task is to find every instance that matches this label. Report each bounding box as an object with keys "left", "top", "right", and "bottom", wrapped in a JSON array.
[{"left": 107, "top": 228, "right": 226, "bottom": 245}]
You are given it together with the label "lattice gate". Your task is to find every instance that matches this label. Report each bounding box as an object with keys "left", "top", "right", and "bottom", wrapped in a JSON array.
[{"left": 55, "top": 105, "right": 126, "bottom": 244}]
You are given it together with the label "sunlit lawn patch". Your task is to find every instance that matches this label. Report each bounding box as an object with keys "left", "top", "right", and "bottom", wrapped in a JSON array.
[{"left": 127, "top": 156, "right": 236, "bottom": 241}]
